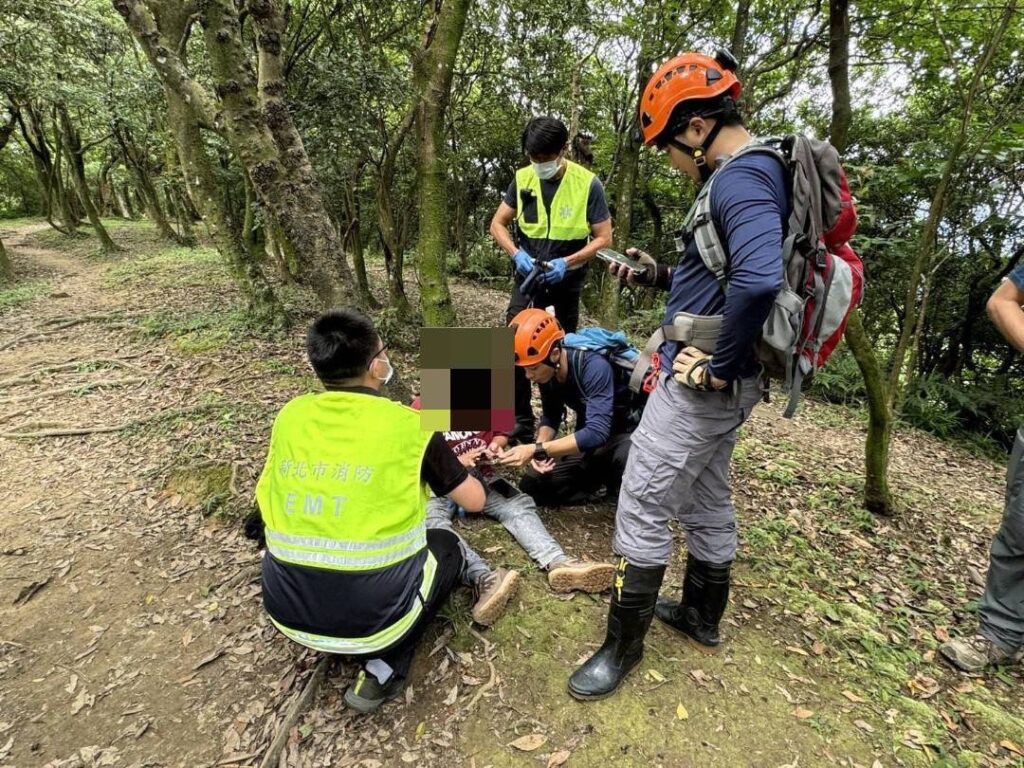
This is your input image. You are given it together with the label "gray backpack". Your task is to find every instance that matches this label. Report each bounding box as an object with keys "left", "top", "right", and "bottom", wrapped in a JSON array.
[{"left": 633, "top": 135, "right": 864, "bottom": 417}]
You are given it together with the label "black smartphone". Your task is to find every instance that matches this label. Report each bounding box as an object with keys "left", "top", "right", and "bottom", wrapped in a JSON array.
[
  {"left": 596, "top": 248, "right": 648, "bottom": 276},
  {"left": 487, "top": 477, "right": 520, "bottom": 499}
]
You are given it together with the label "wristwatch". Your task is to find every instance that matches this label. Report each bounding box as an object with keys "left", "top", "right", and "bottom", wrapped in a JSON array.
[{"left": 534, "top": 442, "right": 549, "bottom": 461}]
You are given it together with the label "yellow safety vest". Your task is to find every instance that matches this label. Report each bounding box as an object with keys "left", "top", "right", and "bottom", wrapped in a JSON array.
[
  {"left": 515, "top": 160, "right": 593, "bottom": 242},
  {"left": 256, "top": 391, "right": 434, "bottom": 654}
]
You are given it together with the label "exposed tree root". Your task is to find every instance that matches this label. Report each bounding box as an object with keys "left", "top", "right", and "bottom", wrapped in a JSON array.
[
  {"left": 0, "top": 357, "right": 145, "bottom": 387},
  {"left": 259, "top": 656, "right": 333, "bottom": 768},
  {"left": 0, "top": 377, "right": 146, "bottom": 405},
  {"left": 0, "top": 313, "right": 142, "bottom": 352},
  {"left": 0, "top": 404, "right": 219, "bottom": 439}
]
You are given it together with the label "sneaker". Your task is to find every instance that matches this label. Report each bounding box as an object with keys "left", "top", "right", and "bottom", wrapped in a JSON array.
[
  {"left": 471, "top": 568, "right": 520, "bottom": 626},
  {"left": 548, "top": 558, "right": 616, "bottom": 594},
  {"left": 343, "top": 668, "right": 407, "bottom": 714},
  {"left": 940, "top": 633, "right": 1024, "bottom": 673}
]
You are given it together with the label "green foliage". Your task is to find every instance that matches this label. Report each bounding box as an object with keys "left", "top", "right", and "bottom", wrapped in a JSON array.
[{"left": 0, "top": 279, "right": 47, "bottom": 311}]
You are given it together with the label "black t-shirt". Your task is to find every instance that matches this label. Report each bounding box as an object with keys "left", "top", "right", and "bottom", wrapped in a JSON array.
[
  {"left": 502, "top": 173, "right": 610, "bottom": 262},
  {"left": 261, "top": 386, "right": 469, "bottom": 639}
]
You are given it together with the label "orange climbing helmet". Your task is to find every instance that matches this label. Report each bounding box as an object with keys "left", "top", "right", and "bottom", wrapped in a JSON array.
[
  {"left": 510, "top": 308, "right": 565, "bottom": 367},
  {"left": 639, "top": 50, "right": 742, "bottom": 147}
]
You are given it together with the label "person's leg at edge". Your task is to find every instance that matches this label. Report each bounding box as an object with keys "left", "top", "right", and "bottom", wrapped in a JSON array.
[
  {"left": 425, "top": 496, "right": 490, "bottom": 586},
  {"left": 483, "top": 483, "right": 615, "bottom": 593},
  {"left": 344, "top": 528, "right": 464, "bottom": 713},
  {"left": 506, "top": 275, "right": 548, "bottom": 445},
  {"left": 520, "top": 454, "right": 592, "bottom": 507},
  {"left": 942, "top": 427, "right": 1024, "bottom": 671}
]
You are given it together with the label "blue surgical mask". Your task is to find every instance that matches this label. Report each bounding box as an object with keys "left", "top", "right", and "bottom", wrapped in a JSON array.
[{"left": 532, "top": 159, "right": 562, "bottom": 180}]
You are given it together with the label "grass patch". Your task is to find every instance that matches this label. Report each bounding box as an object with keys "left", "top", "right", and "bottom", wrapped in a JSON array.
[
  {"left": 164, "top": 461, "right": 233, "bottom": 516},
  {"left": 0, "top": 280, "right": 49, "bottom": 312},
  {"left": 136, "top": 306, "right": 254, "bottom": 356},
  {"left": 104, "top": 245, "right": 227, "bottom": 290}
]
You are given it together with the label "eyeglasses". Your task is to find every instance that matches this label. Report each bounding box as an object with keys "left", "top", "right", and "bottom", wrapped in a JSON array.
[{"left": 367, "top": 342, "right": 388, "bottom": 370}]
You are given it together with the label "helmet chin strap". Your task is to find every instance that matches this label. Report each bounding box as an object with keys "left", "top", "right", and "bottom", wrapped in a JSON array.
[{"left": 667, "top": 118, "right": 727, "bottom": 184}]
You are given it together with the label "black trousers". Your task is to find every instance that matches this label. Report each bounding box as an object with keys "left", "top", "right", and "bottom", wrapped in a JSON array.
[
  {"left": 364, "top": 528, "right": 465, "bottom": 679},
  {"left": 519, "top": 430, "right": 633, "bottom": 507},
  {"left": 506, "top": 266, "right": 588, "bottom": 439}
]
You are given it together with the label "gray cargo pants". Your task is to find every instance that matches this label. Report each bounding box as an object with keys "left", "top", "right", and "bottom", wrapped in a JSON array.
[
  {"left": 978, "top": 427, "right": 1024, "bottom": 652},
  {"left": 426, "top": 485, "right": 566, "bottom": 584},
  {"left": 613, "top": 372, "right": 763, "bottom": 567}
]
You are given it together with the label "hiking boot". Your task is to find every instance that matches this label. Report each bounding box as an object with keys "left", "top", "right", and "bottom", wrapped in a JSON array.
[
  {"left": 568, "top": 561, "right": 665, "bottom": 700},
  {"left": 940, "top": 633, "right": 1024, "bottom": 673},
  {"left": 343, "top": 668, "right": 407, "bottom": 714},
  {"left": 472, "top": 568, "right": 520, "bottom": 626},
  {"left": 655, "top": 555, "right": 730, "bottom": 654},
  {"left": 548, "top": 558, "right": 616, "bottom": 594}
]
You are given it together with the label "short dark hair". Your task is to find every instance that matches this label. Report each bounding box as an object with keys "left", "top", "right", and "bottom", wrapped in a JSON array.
[
  {"left": 522, "top": 116, "right": 569, "bottom": 157},
  {"left": 306, "top": 308, "right": 380, "bottom": 384},
  {"left": 656, "top": 95, "right": 744, "bottom": 149}
]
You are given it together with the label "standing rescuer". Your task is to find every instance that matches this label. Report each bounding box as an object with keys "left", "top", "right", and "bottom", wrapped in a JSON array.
[
  {"left": 568, "top": 50, "right": 786, "bottom": 700},
  {"left": 490, "top": 116, "right": 613, "bottom": 444}
]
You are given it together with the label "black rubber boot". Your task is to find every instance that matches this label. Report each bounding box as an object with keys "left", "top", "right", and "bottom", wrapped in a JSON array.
[
  {"left": 568, "top": 559, "right": 665, "bottom": 700},
  {"left": 655, "top": 554, "right": 731, "bottom": 653}
]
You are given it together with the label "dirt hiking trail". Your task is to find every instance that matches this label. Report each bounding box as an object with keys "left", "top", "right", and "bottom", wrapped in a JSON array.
[{"left": 0, "top": 221, "right": 1021, "bottom": 768}]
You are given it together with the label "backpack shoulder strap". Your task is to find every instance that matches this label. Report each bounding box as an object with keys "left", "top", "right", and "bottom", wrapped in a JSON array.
[{"left": 687, "top": 140, "right": 789, "bottom": 289}]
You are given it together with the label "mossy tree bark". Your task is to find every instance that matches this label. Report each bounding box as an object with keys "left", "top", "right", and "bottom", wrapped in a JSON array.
[
  {"left": 413, "top": 0, "right": 472, "bottom": 327},
  {"left": 113, "top": 120, "right": 181, "bottom": 243},
  {"left": 55, "top": 104, "right": 118, "bottom": 253},
  {"left": 112, "top": 0, "right": 359, "bottom": 310}
]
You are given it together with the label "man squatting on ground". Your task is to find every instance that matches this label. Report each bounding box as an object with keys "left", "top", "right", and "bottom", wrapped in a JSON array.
[
  {"left": 569, "top": 51, "right": 787, "bottom": 699},
  {"left": 255, "top": 309, "right": 519, "bottom": 715},
  {"left": 410, "top": 397, "right": 616, "bottom": 593},
  {"left": 940, "top": 266, "right": 1024, "bottom": 672},
  {"left": 497, "top": 308, "right": 636, "bottom": 507},
  {"left": 490, "top": 116, "right": 612, "bottom": 444}
]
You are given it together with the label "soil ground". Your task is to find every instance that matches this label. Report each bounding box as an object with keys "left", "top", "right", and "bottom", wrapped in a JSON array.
[{"left": 0, "top": 220, "right": 1021, "bottom": 768}]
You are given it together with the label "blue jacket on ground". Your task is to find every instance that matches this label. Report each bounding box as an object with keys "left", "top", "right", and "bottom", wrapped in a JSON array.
[{"left": 660, "top": 152, "right": 789, "bottom": 382}]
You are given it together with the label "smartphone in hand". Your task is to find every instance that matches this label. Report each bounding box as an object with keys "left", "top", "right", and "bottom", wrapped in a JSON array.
[{"left": 596, "top": 248, "right": 648, "bottom": 276}]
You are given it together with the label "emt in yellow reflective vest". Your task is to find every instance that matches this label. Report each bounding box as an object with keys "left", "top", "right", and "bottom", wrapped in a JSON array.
[
  {"left": 255, "top": 308, "right": 519, "bottom": 714},
  {"left": 489, "top": 116, "right": 613, "bottom": 444}
]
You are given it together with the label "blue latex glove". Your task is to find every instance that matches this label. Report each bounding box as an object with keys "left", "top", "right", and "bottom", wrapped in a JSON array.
[
  {"left": 540, "top": 257, "right": 567, "bottom": 285},
  {"left": 513, "top": 249, "right": 535, "bottom": 277}
]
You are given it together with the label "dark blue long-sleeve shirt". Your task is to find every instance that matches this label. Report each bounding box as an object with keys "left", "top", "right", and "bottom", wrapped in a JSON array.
[
  {"left": 539, "top": 349, "right": 630, "bottom": 453},
  {"left": 660, "top": 152, "right": 789, "bottom": 381}
]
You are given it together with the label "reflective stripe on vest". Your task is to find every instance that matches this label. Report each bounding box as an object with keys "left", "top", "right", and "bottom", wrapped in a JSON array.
[
  {"left": 265, "top": 524, "right": 427, "bottom": 569},
  {"left": 515, "top": 160, "right": 593, "bottom": 242},
  {"left": 270, "top": 550, "right": 438, "bottom": 655},
  {"left": 256, "top": 392, "right": 432, "bottom": 573}
]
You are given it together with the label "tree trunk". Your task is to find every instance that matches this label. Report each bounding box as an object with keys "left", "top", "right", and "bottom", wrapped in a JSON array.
[
  {"left": 828, "top": 0, "right": 894, "bottom": 514},
  {"left": 827, "top": 0, "right": 851, "bottom": 154},
  {"left": 113, "top": 121, "right": 181, "bottom": 242},
  {"left": 18, "top": 104, "right": 77, "bottom": 234},
  {"left": 113, "top": 0, "right": 359, "bottom": 309},
  {"left": 844, "top": 310, "right": 892, "bottom": 514},
  {"left": 341, "top": 163, "right": 379, "bottom": 308},
  {"left": 375, "top": 110, "right": 416, "bottom": 317},
  {"left": 730, "top": 0, "right": 751, "bottom": 70},
  {"left": 414, "top": 0, "right": 471, "bottom": 327},
  {"left": 0, "top": 236, "right": 12, "bottom": 285},
  {"left": 56, "top": 105, "right": 117, "bottom": 252},
  {"left": 167, "top": 87, "right": 283, "bottom": 322}
]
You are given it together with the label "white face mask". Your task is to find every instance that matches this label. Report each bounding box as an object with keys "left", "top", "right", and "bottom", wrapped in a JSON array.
[
  {"left": 532, "top": 158, "right": 562, "bottom": 180},
  {"left": 374, "top": 356, "right": 394, "bottom": 385}
]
